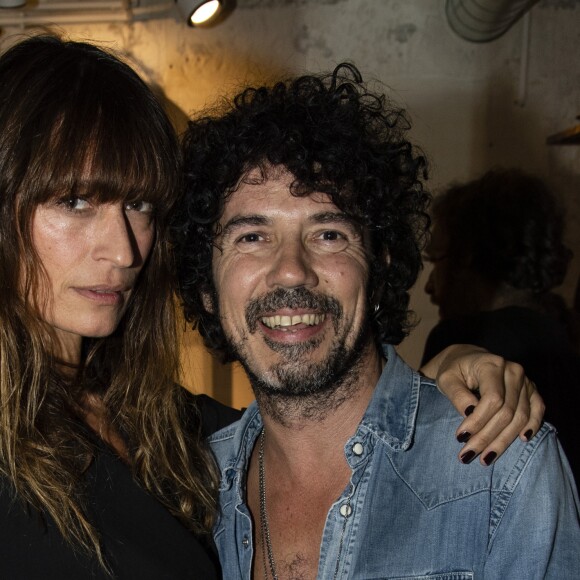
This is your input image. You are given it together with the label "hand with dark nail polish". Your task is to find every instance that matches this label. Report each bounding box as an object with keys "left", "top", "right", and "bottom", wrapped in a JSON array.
[
  {"left": 460, "top": 450, "right": 476, "bottom": 464},
  {"left": 483, "top": 451, "right": 497, "bottom": 466},
  {"left": 457, "top": 431, "right": 471, "bottom": 443}
]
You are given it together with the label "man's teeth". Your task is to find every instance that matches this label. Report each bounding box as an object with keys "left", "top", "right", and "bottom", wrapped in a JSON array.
[{"left": 261, "top": 313, "right": 326, "bottom": 329}]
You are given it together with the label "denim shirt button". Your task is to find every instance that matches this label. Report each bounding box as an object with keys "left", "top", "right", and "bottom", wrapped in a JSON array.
[
  {"left": 242, "top": 536, "right": 250, "bottom": 548},
  {"left": 340, "top": 503, "right": 352, "bottom": 517},
  {"left": 352, "top": 442, "right": 364, "bottom": 456}
]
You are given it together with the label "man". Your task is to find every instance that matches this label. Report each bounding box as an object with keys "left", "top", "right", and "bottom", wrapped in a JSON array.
[{"left": 176, "top": 64, "right": 579, "bottom": 578}]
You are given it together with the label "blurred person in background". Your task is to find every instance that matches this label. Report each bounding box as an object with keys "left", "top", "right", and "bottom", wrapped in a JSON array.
[{"left": 423, "top": 167, "right": 580, "bottom": 483}]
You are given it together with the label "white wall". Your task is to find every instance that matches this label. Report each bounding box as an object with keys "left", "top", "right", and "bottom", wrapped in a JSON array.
[{"left": 3, "top": 0, "right": 578, "bottom": 402}]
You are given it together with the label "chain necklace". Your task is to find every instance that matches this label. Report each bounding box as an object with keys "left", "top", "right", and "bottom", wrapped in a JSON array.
[
  {"left": 258, "top": 428, "right": 351, "bottom": 580},
  {"left": 259, "top": 428, "right": 279, "bottom": 580}
]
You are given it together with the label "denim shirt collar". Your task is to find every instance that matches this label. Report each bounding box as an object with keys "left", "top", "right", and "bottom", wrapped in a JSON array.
[
  {"left": 215, "top": 402, "right": 262, "bottom": 489},
  {"left": 359, "top": 343, "right": 421, "bottom": 452},
  {"left": 214, "top": 344, "right": 422, "bottom": 488}
]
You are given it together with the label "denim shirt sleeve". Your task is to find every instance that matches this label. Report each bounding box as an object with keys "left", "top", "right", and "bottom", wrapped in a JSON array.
[{"left": 484, "top": 426, "right": 580, "bottom": 578}]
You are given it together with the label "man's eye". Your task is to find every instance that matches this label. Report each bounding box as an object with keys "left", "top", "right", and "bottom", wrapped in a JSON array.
[
  {"left": 312, "top": 229, "right": 350, "bottom": 253},
  {"left": 319, "top": 230, "right": 346, "bottom": 241},
  {"left": 238, "top": 233, "right": 263, "bottom": 243},
  {"left": 126, "top": 200, "right": 154, "bottom": 214}
]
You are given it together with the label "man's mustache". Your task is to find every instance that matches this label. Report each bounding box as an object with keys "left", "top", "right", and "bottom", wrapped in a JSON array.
[{"left": 245, "top": 287, "right": 342, "bottom": 332}]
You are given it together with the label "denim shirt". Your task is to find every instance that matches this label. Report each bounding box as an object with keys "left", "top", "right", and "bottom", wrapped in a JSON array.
[{"left": 209, "top": 345, "right": 580, "bottom": 579}]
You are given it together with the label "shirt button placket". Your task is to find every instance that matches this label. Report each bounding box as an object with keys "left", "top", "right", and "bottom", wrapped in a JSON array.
[{"left": 339, "top": 503, "right": 353, "bottom": 517}]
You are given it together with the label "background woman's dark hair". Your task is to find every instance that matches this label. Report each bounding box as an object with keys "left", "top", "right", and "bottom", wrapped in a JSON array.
[
  {"left": 0, "top": 34, "right": 218, "bottom": 567},
  {"left": 175, "top": 62, "right": 430, "bottom": 362},
  {"left": 432, "top": 168, "right": 571, "bottom": 293}
]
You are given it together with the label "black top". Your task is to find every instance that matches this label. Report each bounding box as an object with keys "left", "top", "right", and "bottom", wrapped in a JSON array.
[
  {"left": 422, "top": 306, "right": 580, "bottom": 484},
  {"left": 0, "top": 394, "right": 242, "bottom": 579}
]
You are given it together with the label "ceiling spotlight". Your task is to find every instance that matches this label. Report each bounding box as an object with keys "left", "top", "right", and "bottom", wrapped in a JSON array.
[{"left": 175, "top": 0, "right": 236, "bottom": 28}]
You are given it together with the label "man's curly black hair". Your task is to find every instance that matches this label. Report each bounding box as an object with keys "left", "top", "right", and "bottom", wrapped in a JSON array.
[
  {"left": 432, "top": 168, "right": 571, "bottom": 294},
  {"left": 174, "top": 63, "right": 430, "bottom": 363}
]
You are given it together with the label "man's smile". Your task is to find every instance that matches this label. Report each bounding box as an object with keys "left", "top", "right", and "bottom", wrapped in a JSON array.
[
  {"left": 261, "top": 313, "right": 326, "bottom": 330},
  {"left": 245, "top": 287, "right": 342, "bottom": 336}
]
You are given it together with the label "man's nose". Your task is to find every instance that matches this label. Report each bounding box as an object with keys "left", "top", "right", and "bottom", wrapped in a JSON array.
[
  {"left": 91, "top": 205, "right": 136, "bottom": 268},
  {"left": 265, "top": 238, "right": 318, "bottom": 289}
]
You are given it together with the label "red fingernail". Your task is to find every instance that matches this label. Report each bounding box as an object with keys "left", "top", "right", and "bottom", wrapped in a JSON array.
[{"left": 465, "top": 405, "right": 475, "bottom": 416}]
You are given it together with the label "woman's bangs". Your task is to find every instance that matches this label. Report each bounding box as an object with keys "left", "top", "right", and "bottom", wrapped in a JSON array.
[
  {"left": 38, "top": 110, "right": 177, "bottom": 212},
  {"left": 79, "top": 142, "right": 174, "bottom": 210}
]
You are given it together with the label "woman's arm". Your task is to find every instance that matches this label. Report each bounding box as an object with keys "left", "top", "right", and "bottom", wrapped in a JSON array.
[{"left": 420, "top": 344, "right": 545, "bottom": 466}]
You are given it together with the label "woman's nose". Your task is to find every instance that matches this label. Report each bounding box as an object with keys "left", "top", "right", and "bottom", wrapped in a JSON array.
[{"left": 92, "top": 205, "right": 136, "bottom": 268}]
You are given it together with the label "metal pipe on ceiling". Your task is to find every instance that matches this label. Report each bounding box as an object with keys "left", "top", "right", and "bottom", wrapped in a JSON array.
[
  {"left": 445, "top": 0, "right": 541, "bottom": 42},
  {"left": 0, "top": 0, "right": 173, "bottom": 26},
  {"left": 35, "top": 1, "right": 125, "bottom": 9}
]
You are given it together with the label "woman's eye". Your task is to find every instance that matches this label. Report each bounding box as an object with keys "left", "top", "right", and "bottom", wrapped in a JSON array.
[
  {"left": 57, "top": 197, "right": 90, "bottom": 212},
  {"left": 126, "top": 200, "right": 154, "bottom": 214}
]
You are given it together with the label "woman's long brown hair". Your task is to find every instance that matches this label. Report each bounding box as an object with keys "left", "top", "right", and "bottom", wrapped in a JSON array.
[{"left": 0, "top": 35, "right": 218, "bottom": 568}]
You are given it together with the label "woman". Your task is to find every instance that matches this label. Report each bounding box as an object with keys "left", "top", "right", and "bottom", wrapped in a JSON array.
[
  {"left": 0, "top": 35, "right": 541, "bottom": 579},
  {"left": 0, "top": 34, "right": 228, "bottom": 578}
]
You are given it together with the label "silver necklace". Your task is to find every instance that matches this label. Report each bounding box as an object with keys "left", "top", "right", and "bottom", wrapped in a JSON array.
[
  {"left": 258, "top": 428, "right": 351, "bottom": 580},
  {"left": 259, "top": 428, "right": 279, "bottom": 580}
]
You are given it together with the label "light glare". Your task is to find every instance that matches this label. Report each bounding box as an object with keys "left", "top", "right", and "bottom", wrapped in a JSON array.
[{"left": 191, "top": 0, "right": 220, "bottom": 25}]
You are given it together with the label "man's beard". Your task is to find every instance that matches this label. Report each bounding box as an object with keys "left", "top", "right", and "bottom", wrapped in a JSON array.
[{"left": 226, "top": 287, "right": 373, "bottom": 423}]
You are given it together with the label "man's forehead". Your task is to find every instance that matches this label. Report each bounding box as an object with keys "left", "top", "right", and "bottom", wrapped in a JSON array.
[{"left": 221, "top": 170, "right": 340, "bottom": 219}]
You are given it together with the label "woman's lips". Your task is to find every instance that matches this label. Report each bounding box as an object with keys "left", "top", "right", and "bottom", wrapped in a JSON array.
[{"left": 74, "top": 286, "right": 127, "bottom": 305}]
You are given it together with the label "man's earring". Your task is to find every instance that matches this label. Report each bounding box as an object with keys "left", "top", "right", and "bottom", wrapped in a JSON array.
[{"left": 201, "top": 291, "right": 215, "bottom": 314}]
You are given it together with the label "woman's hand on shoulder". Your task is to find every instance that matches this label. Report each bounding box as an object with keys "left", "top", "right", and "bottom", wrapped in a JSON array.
[{"left": 420, "top": 344, "right": 545, "bottom": 466}]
